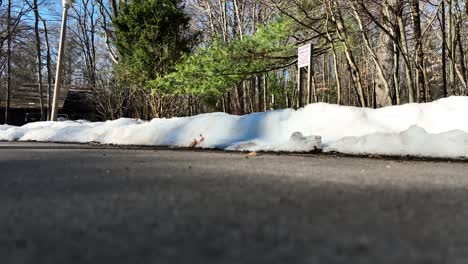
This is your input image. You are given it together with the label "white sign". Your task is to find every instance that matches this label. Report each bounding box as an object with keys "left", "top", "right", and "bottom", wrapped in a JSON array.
[{"left": 298, "top": 44, "right": 312, "bottom": 68}]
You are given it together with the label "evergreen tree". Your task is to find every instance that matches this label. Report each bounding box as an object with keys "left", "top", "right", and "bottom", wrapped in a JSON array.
[
  {"left": 150, "top": 18, "right": 295, "bottom": 98},
  {"left": 114, "top": 0, "right": 196, "bottom": 85}
]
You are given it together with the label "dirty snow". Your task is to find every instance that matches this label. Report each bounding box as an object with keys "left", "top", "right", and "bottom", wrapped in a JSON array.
[{"left": 1, "top": 96, "right": 467, "bottom": 159}]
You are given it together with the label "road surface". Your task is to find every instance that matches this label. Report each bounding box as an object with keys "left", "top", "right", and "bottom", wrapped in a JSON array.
[{"left": 0, "top": 142, "right": 467, "bottom": 264}]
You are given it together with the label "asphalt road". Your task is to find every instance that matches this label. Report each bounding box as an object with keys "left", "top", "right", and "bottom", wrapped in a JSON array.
[{"left": 0, "top": 142, "right": 467, "bottom": 264}]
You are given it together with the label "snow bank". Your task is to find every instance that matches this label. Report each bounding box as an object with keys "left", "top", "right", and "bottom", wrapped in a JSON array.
[
  {"left": 1, "top": 96, "right": 467, "bottom": 159},
  {"left": 0, "top": 125, "right": 14, "bottom": 131},
  {"left": 326, "top": 126, "right": 468, "bottom": 158}
]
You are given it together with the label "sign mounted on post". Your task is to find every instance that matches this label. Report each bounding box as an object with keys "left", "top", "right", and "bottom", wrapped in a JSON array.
[
  {"left": 298, "top": 44, "right": 312, "bottom": 68},
  {"left": 297, "top": 43, "right": 315, "bottom": 107}
]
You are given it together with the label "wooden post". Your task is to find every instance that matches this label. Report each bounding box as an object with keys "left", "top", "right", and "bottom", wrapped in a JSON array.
[
  {"left": 298, "top": 43, "right": 312, "bottom": 108},
  {"left": 307, "top": 45, "right": 314, "bottom": 104},
  {"left": 307, "top": 69, "right": 311, "bottom": 105},
  {"left": 297, "top": 68, "right": 302, "bottom": 108}
]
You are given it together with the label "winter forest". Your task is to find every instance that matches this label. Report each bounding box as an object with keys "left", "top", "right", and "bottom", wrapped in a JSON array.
[{"left": 1, "top": 0, "right": 467, "bottom": 123}]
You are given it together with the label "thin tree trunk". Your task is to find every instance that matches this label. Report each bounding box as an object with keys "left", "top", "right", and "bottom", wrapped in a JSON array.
[
  {"left": 218, "top": 0, "right": 228, "bottom": 43},
  {"left": 351, "top": 2, "right": 392, "bottom": 107},
  {"left": 4, "top": 0, "right": 12, "bottom": 124},
  {"left": 397, "top": 8, "right": 415, "bottom": 103},
  {"left": 33, "top": 0, "right": 46, "bottom": 120},
  {"left": 254, "top": 76, "right": 260, "bottom": 112},
  {"left": 410, "top": 0, "right": 427, "bottom": 102},
  {"left": 331, "top": 48, "right": 342, "bottom": 105},
  {"left": 308, "top": 54, "right": 318, "bottom": 104},
  {"left": 311, "top": 70, "right": 318, "bottom": 103},
  {"left": 454, "top": 0, "right": 467, "bottom": 94},
  {"left": 226, "top": 92, "right": 231, "bottom": 113},
  {"left": 205, "top": 1, "right": 216, "bottom": 37},
  {"left": 233, "top": 0, "right": 244, "bottom": 40},
  {"left": 297, "top": 67, "right": 303, "bottom": 108},
  {"left": 41, "top": 19, "right": 53, "bottom": 120},
  {"left": 448, "top": 0, "right": 457, "bottom": 94},
  {"left": 234, "top": 85, "right": 242, "bottom": 114},
  {"left": 441, "top": 0, "right": 448, "bottom": 97},
  {"left": 393, "top": 41, "right": 401, "bottom": 105},
  {"left": 90, "top": 3, "right": 97, "bottom": 87},
  {"left": 242, "top": 82, "right": 248, "bottom": 114},
  {"left": 325, "top": 11, "right": 342, "bottom": 105},
  {"left": 221, "top": 92, "right": 226, "bottom": 113},
  {"left": 263, "top": 74, "right": 268, "bottom": 112},
  {"left": 328, "top": 1, "right": 367, "bottom": 107}
]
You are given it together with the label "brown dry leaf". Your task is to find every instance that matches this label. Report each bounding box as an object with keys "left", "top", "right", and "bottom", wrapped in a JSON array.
[
  {"left": 189, "top": 134, "right": 205, "bottom": 149},
  {"left": 189, "top": 139, "right": 199, "bottom": 148},
  {"left": 246, "top": 151, "right": 257, "bottom": 157}
]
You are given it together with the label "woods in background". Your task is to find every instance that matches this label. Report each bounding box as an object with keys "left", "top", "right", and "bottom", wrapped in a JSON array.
[{"left": 1, "top": 0, "right": 467, "bottom": 122}]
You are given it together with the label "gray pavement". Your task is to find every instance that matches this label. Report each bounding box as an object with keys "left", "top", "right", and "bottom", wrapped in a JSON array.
[{"left": 0, "top": 142, "right": 467, "bottom": 264}]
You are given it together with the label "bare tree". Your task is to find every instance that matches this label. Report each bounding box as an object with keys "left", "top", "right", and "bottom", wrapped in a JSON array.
[
  {"left": 350, "top": 1, "right": 391, "bottom": 107},
  {"left": 441, "top": 0, "right": 448, "bottom": 97},
  {"left": 30, "top": 0, "right": 46, "bottom": 120},
  {"left": 327, "top": 0, "right": 367, "bottom": 107},
  {"left": 96, "top": 0, "right": 119, "bottom": 64},
  {"left": 410, "top": 0, "right": 427, "bottom": 102},
  {"left": 41, "top": 18, "right": 53, "bottom": 119},
  {"left": 4, "top": 0, "right": 11, "bottom": 124}
]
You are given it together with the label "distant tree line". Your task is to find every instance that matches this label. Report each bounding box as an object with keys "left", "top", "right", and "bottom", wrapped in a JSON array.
[{"left": 1, "top": 0, "right": 467, "bottom": 123}]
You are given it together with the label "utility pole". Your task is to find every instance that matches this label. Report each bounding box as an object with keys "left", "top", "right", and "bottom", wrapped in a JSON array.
[{"left": 51, "top": 0, "right": 74, "bottom": 121}]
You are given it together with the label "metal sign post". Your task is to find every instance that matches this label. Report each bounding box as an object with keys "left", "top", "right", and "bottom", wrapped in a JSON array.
[
  {"left": 51, "top": 0, "right": 74, "bottom": 121},
  {"left": 297, "top": 44, "right": 314, "bottom": 107}
]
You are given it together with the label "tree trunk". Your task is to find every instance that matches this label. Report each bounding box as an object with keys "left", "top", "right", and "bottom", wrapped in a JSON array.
[
  {"left": 441, "top": 0, "right": 448, "bottom": 97},
  {"left": 297, "top": 67, "right": 303, "bottom": 108},
  {"left": 242, "top": 82, "right": 248, "bottom": 114},
  {"left": 396, "top": 6, "right": 416, "bottom": 103},
  {"left": 410, "top": 0, "right": 427, "bottom": 102},
  {"left": 325, "top": 12, "right": 342, "bottom": 105},
  {"left": 454, "top": 0, "right": 467, "bottom": 94},
  {"left": 4, "top": 0, "right": 12, "bottom": 124},
  {"left": 254, "top": 76, "right": 260, "bottom": 112},
  {"left": 33, "top": 0, "right": 46, "bottom": 120},
  {"left": 263, "top": 74, "right": 268, "bottom": 112},
  {"left": 351, "top": 2, "right": 392, "bottom": 107},
  {"left": 393, "top": 40, "right": 401, "bottom": 105},
  {"left": 328, "top": 1, "right": 367, "bottom": 107},
  {"left": 331, "top": 48, "right": 342, "bottom": 105},
  {"left": 448, "top": 0, "right": 457, "bottom": 94},
  {"left": 308, "top": 54, "right": 318, "bottom": 104},
  {"left": 42, "top": 19, "right": 53, "bottom": 120},
  {"left": 234, "top": 85, "right": 242, "bottom": 114}
]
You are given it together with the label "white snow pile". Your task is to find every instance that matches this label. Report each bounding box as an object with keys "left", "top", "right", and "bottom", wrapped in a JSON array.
[{"left": 1, "top": 96, "right": 467, "bottom": 159}]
